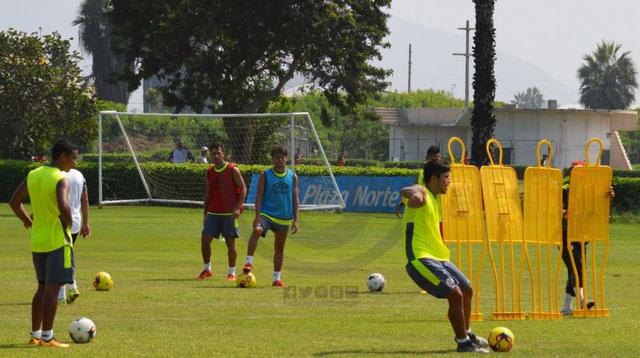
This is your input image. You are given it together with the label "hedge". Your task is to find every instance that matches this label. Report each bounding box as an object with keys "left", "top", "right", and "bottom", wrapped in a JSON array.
[{"left": 1, "top": 160, "right": 639, "bottom": 212}]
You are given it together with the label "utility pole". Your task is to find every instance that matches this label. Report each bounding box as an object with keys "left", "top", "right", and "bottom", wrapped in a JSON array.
[
  {"left": 408, "top": 43, "right": 412, "bottom": 93},
  {"left": 452, "top": 20, "right": 475, "bottom": 109}
]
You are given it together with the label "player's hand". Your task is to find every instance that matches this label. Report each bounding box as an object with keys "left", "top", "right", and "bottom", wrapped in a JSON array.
[
  {"left": 232, "top": 208, "right": 241, "bottom": 219},
  {"left": 291, "top": 220, "right": 299, "bottom": 234},
  {"left": 81, "top": 224, "right": 91, "bottom": 238},
  {"left": 395, "top": 202, "right": 404, "bottom": 218},
  {"left": 253, "top": 215, "right": 261, "bottom": 229},
  {"left": 608, "top": 187, "right": 615, "bottom": 199},
  {"left": 23, "top": 218, "right": 32, "bottom": 229}
]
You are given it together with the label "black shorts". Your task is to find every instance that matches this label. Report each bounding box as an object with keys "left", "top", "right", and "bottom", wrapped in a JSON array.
[
  {"left": 202, "top": 214, "right": 240, "bottom": 239},
  {"left": 405, "top": 258, "right": 470, "bottom": 298},
  {"left": 32, "top": 246, "right": 74, "bottom": 285}
]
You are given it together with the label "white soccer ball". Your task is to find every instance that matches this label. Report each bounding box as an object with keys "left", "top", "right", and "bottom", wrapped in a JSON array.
[
  {"left": 367, "top": 273, "right": 386, "bottom": 292},
  {"left": 69, "top": 317, "right": 96, "bottom": 344}
]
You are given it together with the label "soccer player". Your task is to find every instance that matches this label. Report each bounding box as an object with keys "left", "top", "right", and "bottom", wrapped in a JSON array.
[
  {"left": 197, "top": 143, "right": 247, "bottom": 281},
  {"left": 401, "top": 160, "right": 489, "bottom": 353},
  {"left": 560, "top": 160, "right": 614, "bottom": 315},
  {"left": 243, "top": 145, "right": 299, "bottom": 287},
  {"left": 57, "top": 166, "right": 90, "bottom": 304},
  {"left": 9, "top": 139, "right": 77, "bottom": 348}
]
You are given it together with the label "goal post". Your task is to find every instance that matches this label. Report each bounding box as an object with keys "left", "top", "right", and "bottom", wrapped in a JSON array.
[{"left": 96, "top": 111, "right": 345, "bottom": 211}]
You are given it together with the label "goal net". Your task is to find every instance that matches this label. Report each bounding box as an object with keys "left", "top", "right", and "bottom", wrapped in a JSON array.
[{"left": 96, "top": 111, "right": 344, "bottom": 210}]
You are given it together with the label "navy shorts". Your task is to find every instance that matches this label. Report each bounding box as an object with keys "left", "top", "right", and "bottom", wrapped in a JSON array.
[
  {"left": 202, "top": 214, "right": 240, "bottom": 239},
  {"left": 258, "top": 215, "right": 290, "bottom": 237},
  {"left": 32, "top": 246, "right": 74, "bottom": 285},
  {"left": 405, "top": 258, "right": 470, "bottom": 298}
]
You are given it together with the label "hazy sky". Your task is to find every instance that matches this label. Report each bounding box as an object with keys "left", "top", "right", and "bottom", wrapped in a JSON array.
[{"left": 2, "top": 1, "right": 639, "bottom": 109}]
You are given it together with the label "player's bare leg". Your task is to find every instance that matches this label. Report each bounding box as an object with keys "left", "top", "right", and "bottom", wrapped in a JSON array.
[{"left": 272, "top": 230, "right": 288, "bottom": 287}]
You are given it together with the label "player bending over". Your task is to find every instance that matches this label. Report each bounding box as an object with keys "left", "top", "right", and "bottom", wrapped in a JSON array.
[
  {"left": 243, "top": 145, "right": 299, "bottom": 287},
  {"left": 197, "top": 143, "right": 247, "bottom": 282},
  {"left": 401, "top": 160, "right": 489, "bottom": 353}
]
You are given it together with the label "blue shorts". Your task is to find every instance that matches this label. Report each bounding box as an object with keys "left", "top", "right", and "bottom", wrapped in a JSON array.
[
  {"left": 202, "top": 214, "right": 240, "bottom": 239},
  {"left": 32, "top": 246, "right": 74, "bottom": 285},
  {"left": 405, "top": 258, "right": 470, "bottom": 298},
  {"left": 258, "top": 215, "right": 290, "bottom": 237}
]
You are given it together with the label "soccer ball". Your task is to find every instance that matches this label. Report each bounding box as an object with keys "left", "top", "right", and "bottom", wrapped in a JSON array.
[
  {"left": 367, "top": 273, "right": 386, "bottom": 292},
  {"left": 93, "top": 272, "right": 113, "bottom": 291},
  {"left": 68, "top": 317, "right": 96, "bottom": 344},
  {"left": 236, "top": 272, "right": 257, "bottom": 288},
  {"left": 488, "top": 326, "right": 514, "bottom": 352}
]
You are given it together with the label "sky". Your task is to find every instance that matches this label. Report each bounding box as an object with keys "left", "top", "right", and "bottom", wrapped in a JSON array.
[{"left": 2, "top": 1, "right": 639, "bottom": 110}]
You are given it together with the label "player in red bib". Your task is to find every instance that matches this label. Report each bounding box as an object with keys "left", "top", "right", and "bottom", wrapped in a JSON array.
[{"left": 197, "top": 143, "right": 247, "bottom": 282}]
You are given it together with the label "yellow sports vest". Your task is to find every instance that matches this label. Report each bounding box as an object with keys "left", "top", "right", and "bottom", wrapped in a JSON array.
[
  {"left": 27, "top": 166, "right": 71, "bottom": 252},
  {"left": 402, "top": 189, "right": 450, "bottom": 262}
]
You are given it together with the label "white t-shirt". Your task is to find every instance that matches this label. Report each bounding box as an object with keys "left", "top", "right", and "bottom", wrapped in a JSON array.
[
  {"left": 197, "top": 155, "right": 208, "bottom": 163},
  {"left": 171, "top": 148, "right": 190, "bottom": 163},
  {"left": 66, "top": 169, "right": 87, "bottom": 234}
]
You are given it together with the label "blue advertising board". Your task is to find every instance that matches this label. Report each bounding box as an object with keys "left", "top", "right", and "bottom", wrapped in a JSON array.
[{"left": 246, "top": 175, "right": 415, "bottom": 213}]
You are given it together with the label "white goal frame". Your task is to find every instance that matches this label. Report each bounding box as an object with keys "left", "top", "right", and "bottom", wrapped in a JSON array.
[{"left": 97, "top": 111, "right": 345, "bottom": 210}]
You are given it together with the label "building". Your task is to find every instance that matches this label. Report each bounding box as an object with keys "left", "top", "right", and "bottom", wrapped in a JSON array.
[{"left": 378, "top": 107, "right": 637, "bottom": 169}]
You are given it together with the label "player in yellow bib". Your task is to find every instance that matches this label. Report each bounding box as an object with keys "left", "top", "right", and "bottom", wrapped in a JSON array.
[
  {"left": 401, "top": 160, "right": 488, "bottom": 353},
  {"left": 9, "top": 140, "right": 77, "bottom": 348}
]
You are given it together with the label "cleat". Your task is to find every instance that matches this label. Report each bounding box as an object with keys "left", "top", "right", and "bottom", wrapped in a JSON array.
[
  {"left": 227, "top": 273, "right": 236, "bottom": 282},
  {"left": 66, "top": 287, "right": 80, "bottom": 304},
  {"left": 468, "top": 333, "right": 489, "bottom": 349},
  {"left": 456, "top": 339, "right": 489, "bottom": 353},
  {"left": 242, "top": 263, "right": 253, "bottom": 273},
  {"left": 272, "top": 279, "right": 288, "bottom": 288},
  {"left": 561, "top": 308, "right": 573, "bottom": 316},
  {"left": 57, "top": 297, "right": 66, "bottom": 305},
  {"left": 197, "top": 269, "right": 213, "bottom": 280},
  {"left": 39, "top": 338, "right": 69, "bottom": 348},
  {"left": 27, "top": 337, "right": 40, "bottom": 345}
]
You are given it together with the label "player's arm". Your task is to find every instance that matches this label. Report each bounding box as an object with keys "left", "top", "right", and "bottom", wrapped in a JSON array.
[
  {"left": 203, "top": 171, "right": 211, "bottom": 221},
  {"left": 400, "top": 184, "right": 426, "bottom": 208},
  {"left": 56, "top": 178, "right": 72, "bottom": 229},
  {"left": 80, "top": 179, "right": 90, "bottom": 238},
  {"left": 232, "top": 166, "right": 247, "bottom": 219},
  {"left": 9, "top": 178, "right": 32, "bottom": 229},
  {"left": 291, "top": 173, "right": 300, "bottom": 234},
  {"left": 253, "top": 172, "right": 266, "bottom": 228},
  {"left": 168, "top": 150, "right": 174, "bottom": 162}
]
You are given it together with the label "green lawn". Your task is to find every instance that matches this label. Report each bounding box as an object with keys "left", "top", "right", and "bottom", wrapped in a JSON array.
[{"left": 1, "top": 206, "right": 638, "bottom": 357}]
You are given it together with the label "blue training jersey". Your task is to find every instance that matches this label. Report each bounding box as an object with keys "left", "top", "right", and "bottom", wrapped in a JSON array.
[{"left": 260, "top": 168, "right": 294, "bottom": 221}]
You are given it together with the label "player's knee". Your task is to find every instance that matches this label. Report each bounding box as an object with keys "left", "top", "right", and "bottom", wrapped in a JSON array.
[
  {"left": 447, "top": 287, "right": 464, "bottom": 305},
  {"left": 461, "top": 284, "right": 473, "bottom": 298}
]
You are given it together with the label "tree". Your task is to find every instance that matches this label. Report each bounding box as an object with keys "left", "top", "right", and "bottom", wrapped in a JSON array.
[
  {"left": 74, "top": 0, "right": 131, "bottom": 104},
  {"left": 108, "top": 0, "right": 391, "bottom": 162},
  {"left": 578, "top": 41, "right": 638, "bottom": 110},
  {"left": 0, "top": 29, "right": 98, "bottom": 159},
  {"left": 511, "top": 87, "right": 544, "bottom": 109},
  {"left": 470, "top": 0, "right": 497, "bottom": 166}
]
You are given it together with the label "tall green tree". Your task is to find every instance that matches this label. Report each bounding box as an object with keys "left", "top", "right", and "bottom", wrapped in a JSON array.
[
  {"left": 578, "top": 41, "right": 638, "bottom": 110},
  {"left": 511, "top": 87, "right": 544, "bottom": 109},
  {"left": 74, "top": 0, "right": 131, "bottom": 104},
  {"left": 470, "top": 0, "right": 497, "bottom": 166},
  {"left": 0, "top": 29, "right": 98, "bottom": 159},
  {"left": 108, "top": 0, "right": 391, "bottom": 162}
]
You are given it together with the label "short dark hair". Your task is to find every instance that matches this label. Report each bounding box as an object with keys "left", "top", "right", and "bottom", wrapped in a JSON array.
[
  {"left": 427, "top": 145, "right": 440, "bottom": 156},
  {"left": 271, "top": 144, "right": 288, "bottom": 157},
  {"left": 51, "top": 139, "right": 77, "bottom": 161},
  {"left": 423, "top": 160, "right": 450, "bottom": 184},
  {"left": 209, "top": 142, "right": 224, "bottom": 152}
]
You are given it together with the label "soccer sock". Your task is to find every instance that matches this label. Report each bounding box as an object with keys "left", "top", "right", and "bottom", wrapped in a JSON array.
[
  {"left": 204, "top": 262, "right": 212, "bottom": 271},
  {"left": 466, "top": 328, "right": 473, "bottom": 335},
  {"left": 69, "top": 280, "right": 77, "bottom": 291},
  {"left": 228, "top": 267, "right": 236, "bottom": 275},
  {"left": 31, "top": 330, "right": 42, "bottom": 339},
  {"left": 563, "top": 293, "right": 574, "bottom": 310},
  {"left": 41, "top": 330, "right": 53, "bottom": 341},
  {"left": 57, "top": 286, "right": 66, "bottom": 301},
  {"left": 455, "top": 336, "right": 470, "bottom": 344},
  {"left": 273, "top": 271, "right": 281, "bottom": 281},
  {"left": 245, "top": 256, "right": 253, "bottom": 265}
]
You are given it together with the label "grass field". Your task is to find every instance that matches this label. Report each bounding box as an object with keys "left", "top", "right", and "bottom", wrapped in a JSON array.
[{"left": 1, "top": 205, "right": 639, "bottom": 357}]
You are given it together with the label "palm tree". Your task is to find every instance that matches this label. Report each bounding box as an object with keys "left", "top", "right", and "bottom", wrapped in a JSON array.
[
  {"left": 74, "top": 0, "right": 130, "bottom": 104},
  {"left": 511, "top": 87, "right": 544, "bottom": 109},
  {"left": 470, "top": 0, "right": 497, "bottom": 165},
  {"left": 578, "top": 41, "right": 637, "bottom": 110}
]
